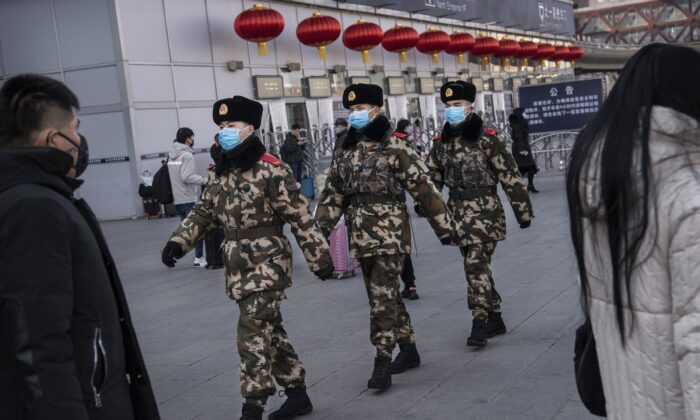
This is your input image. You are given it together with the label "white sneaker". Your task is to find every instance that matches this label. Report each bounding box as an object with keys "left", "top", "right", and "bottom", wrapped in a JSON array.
[{"left": 193, "top": 257, "right": 207, "bottom": 268}]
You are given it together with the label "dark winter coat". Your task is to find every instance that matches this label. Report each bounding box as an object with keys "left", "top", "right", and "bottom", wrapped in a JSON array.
[
  {"left": 281, "top": 133, "right": 305, "bottom": 163},
  {"left": 0, "top": 148, "right": 160, "bottom": 420},
  {"left": 509, "top": 114, "right": 536, "bottom": 170}
]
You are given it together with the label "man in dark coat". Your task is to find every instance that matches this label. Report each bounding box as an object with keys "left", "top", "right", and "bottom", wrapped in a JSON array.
[
  {"left": 509, "top": 107, "right": 539, "bottom": 193},
  {"left": 0, "top": 74, "right": 159, "bottom": 420},
  {"left": 280, "top": 123, "right": 305, "bottom": 182},
  {"left": 333, "top": 118, "right": 348, "bottom": 152}
]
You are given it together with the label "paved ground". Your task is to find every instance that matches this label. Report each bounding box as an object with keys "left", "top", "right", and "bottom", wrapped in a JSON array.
[{"left": 103, "top": 173, "right": 598, "bottom": 420}]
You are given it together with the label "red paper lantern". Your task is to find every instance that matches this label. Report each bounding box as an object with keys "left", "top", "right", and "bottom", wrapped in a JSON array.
[
  {"left": 495, "top": 39, "right": 521, "bottom": 68},
  {"left": 342, "top": 19, "right": 383, "bottom": 63},
  {"left": 517, "top": 41, "right": 538, "bottom": 67},
  {"left": 532, "top": 43, "right": 555, "bottom": 65},
  {"left": 416, "top": 29, "right": 450, "bottom": 64},
  {"left": 471, "top": 36, "right": 499, "bottom": 66},
  {"left": 550, "top": 46, "right": 571, "bottom": 62},
  {"left": 445, "top": 32, "right": 475, "bottom": 65},
  {"left": 567, "top": 46, "right": 584, "bottom": 66},
  {"left": 382, "top": 24, "right": 419, "bottom": 63},
  {"left": 296, "top": 13, "right": 341, "bottom": 60},
  {"left": 234, "top": 4, "right": 284, "bottom": 56}
]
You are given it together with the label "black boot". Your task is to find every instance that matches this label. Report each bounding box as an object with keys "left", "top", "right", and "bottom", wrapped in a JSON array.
[
  {"left": 390, "top": 343, "right": 421, "bottom": 374},
  {"left": 467, "top": 318, "right": 488, "bottom": 347},
  {"left": 486, "top": 312, "right": 507, "bottom": 338},
  {"left": 367, "top": 356, "right": 392, "bottom": 390},
  {"left": 240, "top": 403, "right": 263, "bottom": 420},
  {"left": 528, "top": 184, "right": 540, "bottom": 193},
  {"left": 268, "top": 386, "right": 313, "bottom": 420}
]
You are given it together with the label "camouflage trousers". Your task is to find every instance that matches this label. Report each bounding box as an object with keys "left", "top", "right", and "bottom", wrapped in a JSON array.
[
  {"left": 237, "top": 291, "right": 305, "bottom": 407},
  {"left": 459, "top": 241, "right": 502, "bottom": 321},
  {"left": 359, "top": 255, "right": 416, "bottom": 358}
]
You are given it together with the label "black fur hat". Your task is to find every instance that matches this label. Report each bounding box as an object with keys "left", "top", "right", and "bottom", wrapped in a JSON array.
[
  {"left": 440, "top": 81, "right": 476, "bottom": 104},
  {"left": 212, "top": 96, "right": 263, "bottom": 128},
  {"left": 342, "top": 84, "right": 383, "bottom": 109}
]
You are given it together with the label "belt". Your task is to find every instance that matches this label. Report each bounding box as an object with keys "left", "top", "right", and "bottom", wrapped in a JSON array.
[
  {"left": 224, "top": 225, "right": 283, "bottom": 241},
  {"left": 449, "top": 185, "right": 498, "bottom": 200},
  {"left": 349, "top": 193, "right": 400, "bottom": 206}
]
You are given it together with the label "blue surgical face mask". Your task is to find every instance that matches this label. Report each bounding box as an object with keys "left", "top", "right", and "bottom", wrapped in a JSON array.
[
  {"left": 445, "top": 106, "right": 466, "bottom": 126},
  {"left": 348, "top": 108, "right": 377, "bottom": 130},
  {"left": 219, "top": 127, "right": 244, "bottom": 151}
]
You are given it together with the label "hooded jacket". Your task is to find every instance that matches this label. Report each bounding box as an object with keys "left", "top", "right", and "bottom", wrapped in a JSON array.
[
  {"left": 168, "top": 141, "right": 207, "bottom": 205},
  {"left": 0, "top": 148, "right": 159, "bottom": 420},
  {"left": 581, "top": 106, "right": 700, "bottom": 420}
]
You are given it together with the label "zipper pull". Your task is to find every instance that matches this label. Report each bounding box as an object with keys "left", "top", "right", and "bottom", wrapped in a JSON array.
[{"left": 94, "top": 392, "right": 103, "bottom": 408}]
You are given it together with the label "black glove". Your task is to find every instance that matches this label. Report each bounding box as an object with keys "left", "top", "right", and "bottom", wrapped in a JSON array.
[
  {"left": 162, "top": 241, "right": 183, "bottom": 267},
  {"left": 520, "top": 221, "right": 531, "bottom": 229},
  {"left": 314, "top": 264, "right": 335, "bottom": 281}
]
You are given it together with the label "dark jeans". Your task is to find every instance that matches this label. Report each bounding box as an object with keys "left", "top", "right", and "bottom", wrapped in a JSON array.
[
  {"left": 175, "top": 202, "right": 203, "bottom": 258},
  {"left": 401, "top": 254, "right": 416, "bottom": 285},
  {"left": 289, "top": 161, "right": 303, "bottom": 183},
  {"left": 519, "top": 166, "right": 537, "bottom": 187}
]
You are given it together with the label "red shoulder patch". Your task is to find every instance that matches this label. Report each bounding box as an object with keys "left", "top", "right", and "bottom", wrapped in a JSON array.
[
  {"left": 484, "top": 128, "right": 498, "bottom": 136},
  {"left": 260, "top": 153, "right": 283, "bottom": 166},
  {"left": 432, "top": 135, "right": 442, "bottom": 142},
  {"left": 393, "top": 131, "right": 408, "bottom": 139}
]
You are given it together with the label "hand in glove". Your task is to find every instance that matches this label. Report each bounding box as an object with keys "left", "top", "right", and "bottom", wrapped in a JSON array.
[
  {"left": 520, "top": 221, "right": 531, "bottom": 229},
  {"left": 162, "top": 241, "right": 183, "bottom": 267},
  {"left": 439, "top": 231, "right": 458, "bottom": 246},
  {"left": 314, "top": 263, "right": 335, "bottom": 281}
]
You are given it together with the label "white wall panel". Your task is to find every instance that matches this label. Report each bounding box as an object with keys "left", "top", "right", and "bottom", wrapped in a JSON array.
[
  {"left": 129, "top": 65, "right": 175, "bottom": 102},
  {"left": 274, "top": 4, "right": 302, "bottom": 66},
  {"left": 118, "top": 0, "right": 170, "bottom": 62},
  {"left": 214, "top": 66, "right": 254, "bottom": 98},
  {"left": 78, "top": 111, "right": 130, "bottom": 158},
  {"left": 206, "top": 0, "right": 248, "bottom": 65},
  {"left": 173, "top": 66, "right": 216, "bottom": 101},
  {"left": 79, "top": 162, "right": 139, "bottom": 219},
  {"left": 0, "top": 0, "right": 60, "bottom": 74},
  {"left": 177, "top": 107, "right": 217, "bottom": 147},
  {"left": 164, "top": 0, "right": 212, "bottom": 63},
  {"left": 54, "top": 0, "right": 117, "bottom": 68},
  {"left": 64, "top": 66, "right": 122, "bottom": 107},
  {"left": 133, "top": 108, "right": 179, "bottom": 155}
]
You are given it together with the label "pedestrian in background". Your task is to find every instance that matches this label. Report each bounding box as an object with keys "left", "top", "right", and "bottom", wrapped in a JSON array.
[
  {"left": 281, "top": 123, "right": 305, "bottom": 183},
  {"left": 567, "top": 43, "right": 700, "bottom": 420},
  {"left": 509, "top": 107, "right": 539, "bottom": 193},
  {"left": 333, "top": 118, "right": 348, "bottom": 152},
  {"left": 429, "top": 81, "right": 534, "bottom": 348},
  {"left": 0, "top": 74, "right": 159, "bottom": 420},
  {"left": 168, "top": 127, "right": 208, "bottom": 267},
  {"left": 162, "top": 96, "right": 333, "bottom": 420}
]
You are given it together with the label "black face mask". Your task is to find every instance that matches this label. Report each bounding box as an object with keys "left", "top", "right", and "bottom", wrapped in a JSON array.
[
  {"left": 210, "top": 143, "right": 222, "bottom": 162},
  {"left": 56, "top": 132, "right": 89, "bottom": 177}
]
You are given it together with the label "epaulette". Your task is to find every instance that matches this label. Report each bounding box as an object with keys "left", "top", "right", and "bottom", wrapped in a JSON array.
[
  {"left": 260, "top": 153, "right": 283, "bottom": 166},
  {"left": 432, "top": 135, "right": 442, "bottom": 142},
  {"left": 484, "top": 128, "right": 498, "bottom": 137},
  {"left": 393, "top": 131, "right": 408, "bottom": 139}
]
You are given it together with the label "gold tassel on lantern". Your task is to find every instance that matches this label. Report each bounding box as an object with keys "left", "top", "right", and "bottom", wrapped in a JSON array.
[
  {"left": 457, "top": 54, "right": 465, "bottom": 65},
  {"left": 523, "top": 58, "right": 529, "bottom": 67},
  {"left": 570, "top": 60, "right": 576, "bottom": 68},
  {"left": 431, "top": 53, "right": 439, "bottom": 64},
  {"left": 257, "top": 42, "right": 268, "bottom": 56},
  {"left": 480, "top": 56, "right": 489, "bottom": 66},
  {"left": 362, "top": 50, "right": 370, "bottom": 63},
  {"left": 399, "top": 51, "right": 407, "bottom": 63},
  {"left": 503, "top": 58, "right": 511, "bottom": 68},
  {"left": 318, "top": 46, "right": 327, "bottom": 60}
]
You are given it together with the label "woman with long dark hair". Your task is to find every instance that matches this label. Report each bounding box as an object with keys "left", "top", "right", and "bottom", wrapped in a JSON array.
[
  {"left": 509, "top": 107, "right": 539, "bottom": 192},
  {"left": 567, "top": 43, "right": 700, "bottom": 419}
]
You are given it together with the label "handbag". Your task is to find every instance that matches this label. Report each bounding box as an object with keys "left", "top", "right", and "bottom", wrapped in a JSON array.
[{"left": 574, "top": 318, "right": 607, "bottom": 417}]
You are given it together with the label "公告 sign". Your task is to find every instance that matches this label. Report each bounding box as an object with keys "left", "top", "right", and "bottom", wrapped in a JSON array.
[{"left": 518, "top": 79, "right": 603, "bottom": 133}]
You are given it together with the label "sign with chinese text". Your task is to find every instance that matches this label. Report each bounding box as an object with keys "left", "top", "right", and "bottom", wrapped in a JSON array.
[
  {"left": 305, "top": 77, "right": 331, "bottom": 98},
  {"left": 253, "top": 76, "right": 284, "bottom": 99},
  {"left": 417, "top": 78, "right": 435, "bottom": 94},
  {"left": 518, "top": 79, "right": 603, "bottom": 133},
  {"left": 386, "top": 77, "right": 407, "bottom": 95}
]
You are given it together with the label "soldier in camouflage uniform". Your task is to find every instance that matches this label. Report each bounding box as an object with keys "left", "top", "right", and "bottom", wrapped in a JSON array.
[
  {"left": 428, "top": 81, "right": 534, "bottom": 348},
  {"left": 161, "top": 96, "right": 334, "bottom": 420},
  {"left": 315, "top": 84, "right": 456, "bottom": 391}
]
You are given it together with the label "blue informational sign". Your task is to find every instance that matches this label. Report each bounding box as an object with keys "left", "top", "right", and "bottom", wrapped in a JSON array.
[{"left": 518, "top": 79, "right": 603, "bottom": 133}]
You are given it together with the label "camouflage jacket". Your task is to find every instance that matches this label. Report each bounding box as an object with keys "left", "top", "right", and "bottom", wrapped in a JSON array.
[
  {"left": 170, "top": 139, "right": 331, "bottom": 301},
  {"left": 316, "top": 116, "right": 454, "bottom": 258},
  {"left": 427, "top": 117, "right": 534, "bottom": 245}
]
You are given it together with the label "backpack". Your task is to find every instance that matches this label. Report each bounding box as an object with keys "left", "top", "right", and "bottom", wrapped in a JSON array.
[{"left": 152, "top": 157, "right": 173, "bottom": 204}]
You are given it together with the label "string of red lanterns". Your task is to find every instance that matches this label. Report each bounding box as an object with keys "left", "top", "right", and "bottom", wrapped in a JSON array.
[{"left": 232, "top": 7, "right": 584, "bottom": 68}]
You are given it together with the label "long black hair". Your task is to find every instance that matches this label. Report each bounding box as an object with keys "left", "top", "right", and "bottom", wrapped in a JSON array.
[{"left": 566, "top": 43, "right": 700, "bottom": 344}]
